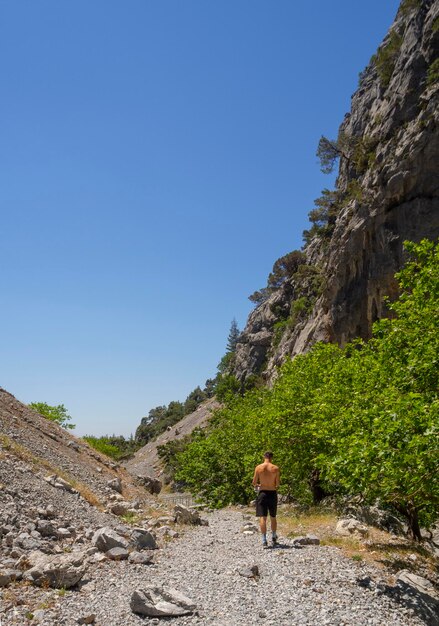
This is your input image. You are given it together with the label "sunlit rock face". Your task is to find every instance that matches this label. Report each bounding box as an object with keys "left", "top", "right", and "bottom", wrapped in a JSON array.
[{"left": 234, "top": 0, "right": 439, "bottom": 383}]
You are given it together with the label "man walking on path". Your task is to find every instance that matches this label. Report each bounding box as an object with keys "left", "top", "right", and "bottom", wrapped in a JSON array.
[{"left": 252, "top": 451, "right": 280, "bottom": 548}]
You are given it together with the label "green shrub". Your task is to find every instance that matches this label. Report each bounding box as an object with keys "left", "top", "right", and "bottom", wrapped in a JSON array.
[
  {"left": 82, "top": 436, "right": 122, "bottom": 460},
  {"left": 427, "top": 58, "right": 439, "bottom": 85},
  {"left": 371, "top": 30, "right": 403, "bottom": 87},
  {"left": 400, "top": 0, "right": 421, "bottom": 17}
]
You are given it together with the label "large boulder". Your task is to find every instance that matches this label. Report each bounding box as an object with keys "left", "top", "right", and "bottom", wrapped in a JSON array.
[
  {"left": 335, "top": 518, "right": 369, "bottom": 538},
  {"left": 136, "top": 475, "right": 162, "bottom": 495},
  {"left": 110, "top": 502, "right": 131, "bottom": 516},
  {"left": 91, "top": 527, "right": 129, "bottom": 552},
  {"left": 131, "top": 528, "right": 157, "bottom": 550},
  {"left": 22, "top": 551, "right": 87, "bottom": 588},
  {"left": 130, "top": 587, "right": 196, "bottom": 617},
  {"left": 174, "top": 504, "right": 207, "bottom": 526}
]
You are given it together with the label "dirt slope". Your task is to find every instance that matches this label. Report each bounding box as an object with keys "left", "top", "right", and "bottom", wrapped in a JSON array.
[{"left": 0, "top": 387, "right": 153, "bottom": 506}]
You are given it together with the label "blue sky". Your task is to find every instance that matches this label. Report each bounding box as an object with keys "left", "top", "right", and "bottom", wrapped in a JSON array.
[{"left": 0, "top": 0, "right": 400, "bottom": 436}]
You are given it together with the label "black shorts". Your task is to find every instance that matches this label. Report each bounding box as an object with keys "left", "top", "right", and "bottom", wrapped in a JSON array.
[{"left": 256, "top": 490, "right": 277, "bottom": 518}]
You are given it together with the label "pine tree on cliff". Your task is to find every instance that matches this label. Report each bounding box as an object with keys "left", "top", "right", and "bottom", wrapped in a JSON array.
[{"left": 226, "top": 318, "right": 240, "bottom": 353}]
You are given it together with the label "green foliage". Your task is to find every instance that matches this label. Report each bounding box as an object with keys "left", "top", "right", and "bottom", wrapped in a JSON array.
[
  {"left": 273, "top": 319, "right": 290, "bottom": 348},
  {"left": 427, "top": 58, "right": 439, "bottom": 85},
  {"left": 316, "top": 136, "right": 342, "bottom": 174},
  {"left": 248, "top": 250, "right": 305, "bottom": 305},
  {"left": 267, "top": 250, "right": 306, "bottom": 290},
  {"left": 433, "top": 16, "right": 439, "bottom": 34},
  {"left": 248, "top": 287, "right": 271, "bottom": 305},
  {"left": 292, "top": 264, "right": 324, "bottom": 298},
  {"left": 371, "top": 30, "right": 403, "bottom": 87},
  {"left": 342, "top": 180, "right": 364, "bottom": 205},
  {"left": 352, "top": 135, "right": 378, "bottom": 174},
  {"left": 29, "top": 402, "right": 75, "bottom": 430},
  {"left": 215, "top": 374, "right": 242, "bottom": 402},
  {"left": 303, "top": 189, "right": 340, "bottom": 244},
  {"left": 134, "top": 380, "right": 211, "bottom": 446},
  {"left": 176, "top": 240, "right": 439, "bottom": 539},
  {"left": 135, "top": 401, "right": 185, "bottom": 445},
  {"left": 157, "top": 430, "right": 204, "bottom": 483},
  {"left": 400, "top": 0, "right": 421, "bottom": 17},
  {"left": 82, "top": 436, "right": 121, "bottom": 459},
  {"left": 184, "top": 386, "right": 207, "bottom": 414}
]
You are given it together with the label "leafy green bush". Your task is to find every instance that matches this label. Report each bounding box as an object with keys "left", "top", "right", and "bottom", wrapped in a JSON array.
[
  {"left": 29, "top": 402, "right": 75, "bottom": 430},
  {"left": 83, "top": 436, "right": 122, "bottom": 460}
]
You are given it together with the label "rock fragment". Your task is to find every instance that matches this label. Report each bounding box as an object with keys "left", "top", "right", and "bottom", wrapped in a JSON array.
[
  {"left": 22, "top": 550, "right": 87, "bottom": 588},
  {"left": 131, "top": 527, "right": 157, "bottom": 550},
  {"left": 336, "top": 519, "right": 369, "bottom": 538},
  {"left": 91, "top": 527, "right": 129, "bottom": 552},
  {"left": 130, "top": 586, "right": 196, "bottom": 617}
]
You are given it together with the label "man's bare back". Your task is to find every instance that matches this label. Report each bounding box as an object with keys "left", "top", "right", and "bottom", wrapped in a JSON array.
[{"left": 252, "top": 461, "right": 280, "bottom": 491}]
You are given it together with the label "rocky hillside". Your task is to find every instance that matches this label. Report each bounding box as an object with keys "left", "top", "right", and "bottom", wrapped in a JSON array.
[
  {"left": 126, "top": 397, "right": 220, "bottom": 482},
  {"left": 0, "top": 387, "right": 203, "bottom": 624},
  {"left": 234, "top": 0, "right": 439, "bottom": 382}
]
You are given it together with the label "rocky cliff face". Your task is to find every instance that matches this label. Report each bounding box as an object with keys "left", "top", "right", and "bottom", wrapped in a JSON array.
[{"left": 234, "top": 0, "right": 439, "bottom": 382}]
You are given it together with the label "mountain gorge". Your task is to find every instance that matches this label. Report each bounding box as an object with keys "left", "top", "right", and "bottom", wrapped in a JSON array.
[{"left": 233, "top": 0, "right": 439, "bottom": 383}]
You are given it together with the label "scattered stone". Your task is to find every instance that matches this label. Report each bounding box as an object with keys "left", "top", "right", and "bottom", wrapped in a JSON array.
[
  {"left": 336, "top": 519, "right": 369, "bottom": 538},
  {"left": 136, "top": 475, "right": 162, "bottom": 495},
  {"left": 105, "top": 547, "right": 129, "bottom": 561},
  {"left": 57, "top": 527, "right": 74, "bottom": 539},
  {"left": 36, "top": 519, "right": 56, "bottom": 537},
  {"left": 67, "top": 441, "right": 80, "bottom": 452},
  {"left": 77, "top": 615, "right": 96, "bottom": 624},
  {"left": 128, "top": 551, "right": 154, "bottom": 565},
  {"left": 152, "top": 516, "right": 174, "bottom": 527},
  {"left": 174, "top": 504, "right": 208, "bottom": 526},
  {"left": 110, "top": 502, "right": 130, "bottom": 516},
  {"left": 0, "top": 569, "right": 22, "bottom": 587},
  {"left": 131, "top": 528, "right": 157, "bottom": 550},
  {"left": 292, "top": 535, "right": 320, "bottom": 546},
  {"left": 107, "top": 477, "right": 122, "bottom": 493},
  {"left": 239, "top": 565, "right": 260, "bottom": 580},
  {"left": 91, "top": 527, "right": 129, "bottom": 552},
  {"left": 44, "top": 475, "right": 77, "bottom": 494},
  {"left": 14, "top": 532, "right": 41, "bottom": 550},
  {"left": 130, "top": 586, "right": 197, "bottom": 617},
  {"left": 22, "top": 550, "right": 87, "bottom": 588},
  {"left": 241, "top": 523, "right": 258, "bottom": 533},
  {"left": 396, "top": 570, "right": 438, "bottom": 599}
]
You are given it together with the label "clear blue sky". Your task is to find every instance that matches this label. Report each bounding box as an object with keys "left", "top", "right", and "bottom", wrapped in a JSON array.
[{"left": 0, "top": 0, "right": 400, "bottom": 436}]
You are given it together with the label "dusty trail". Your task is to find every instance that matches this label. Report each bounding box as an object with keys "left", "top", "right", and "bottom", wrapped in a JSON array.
[{"left": 57, "top": 509, "right": 426, "bottom": 626}]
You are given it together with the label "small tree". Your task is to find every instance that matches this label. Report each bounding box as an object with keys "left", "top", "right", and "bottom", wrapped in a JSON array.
[
  {"left": 29, "top": 402, "right": 75, "bottom": 430},
  {"left": 316, "top": 136, "right": 342, "bottom": 174},
  {"left": 226, "top": 318, "right": 240, "bottom": 353}
]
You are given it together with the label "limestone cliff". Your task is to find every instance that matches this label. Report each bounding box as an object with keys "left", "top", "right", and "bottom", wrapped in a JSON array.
[{"left": 234, "top": 0, "right": 439, "bottom": 382}]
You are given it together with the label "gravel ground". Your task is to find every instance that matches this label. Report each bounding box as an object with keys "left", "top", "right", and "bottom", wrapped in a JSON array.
[{"left": 37, "top": 509, "right": 426, "bottom": 626}]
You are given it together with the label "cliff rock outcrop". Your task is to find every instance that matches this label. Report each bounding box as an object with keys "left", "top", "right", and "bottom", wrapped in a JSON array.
[{"left": 234, "top": 0, "right": 439, "bottom": 382}]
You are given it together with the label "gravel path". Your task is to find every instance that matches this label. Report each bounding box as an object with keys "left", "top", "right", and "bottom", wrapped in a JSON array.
[{"left": 53, "top": 509, "right": 425, "bottom": 626}]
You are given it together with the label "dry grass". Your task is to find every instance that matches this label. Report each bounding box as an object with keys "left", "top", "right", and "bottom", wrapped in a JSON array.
[
  {"left": 0, "top": 433, "right": 103, "bottom": 509},
  {"left": 275, "top": 505, "right": 437, "bottom": 577}
]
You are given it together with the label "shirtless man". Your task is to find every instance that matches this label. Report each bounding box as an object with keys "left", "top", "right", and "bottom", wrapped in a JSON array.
[{"left": 252, "top": 451, "right": 280, "bottom": 548}]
